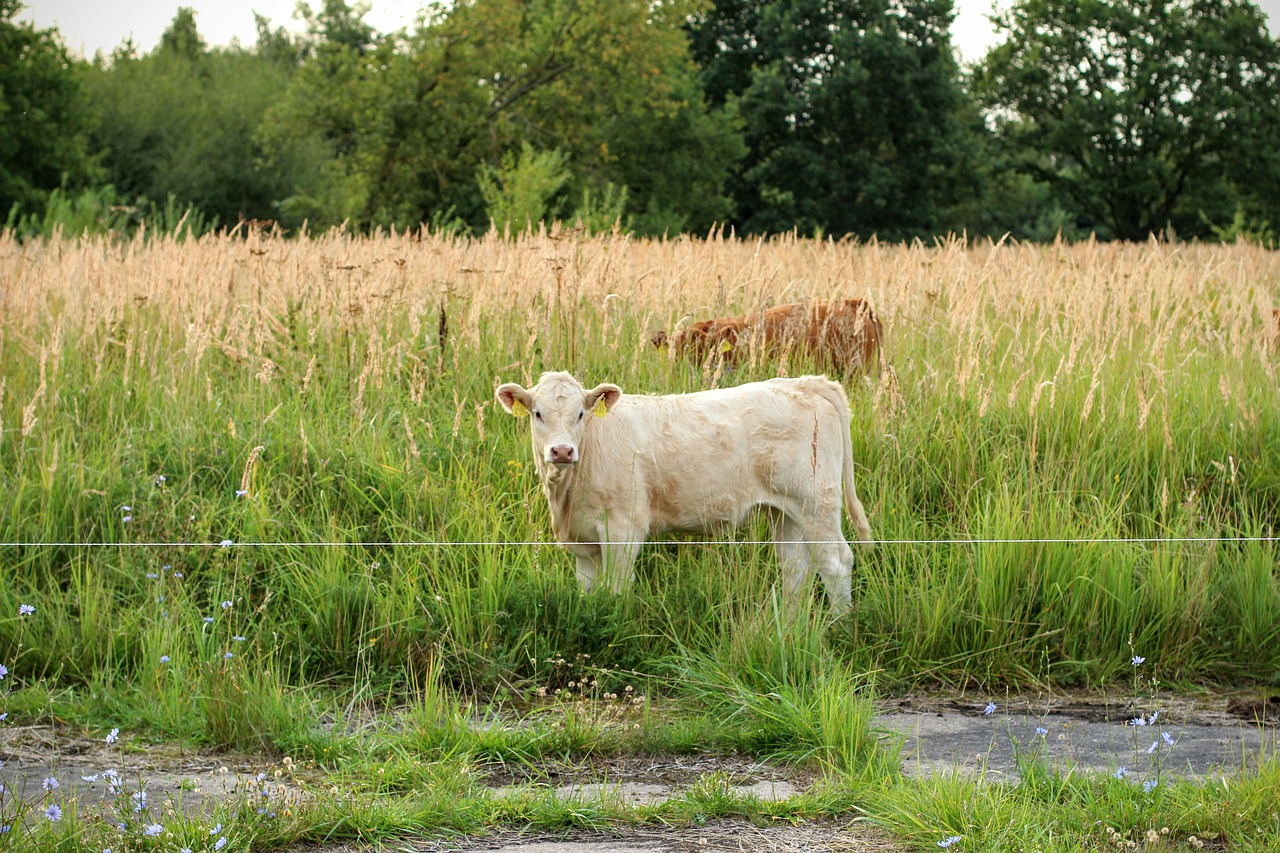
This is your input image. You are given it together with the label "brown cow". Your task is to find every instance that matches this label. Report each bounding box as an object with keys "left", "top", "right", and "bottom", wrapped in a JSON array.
[{"left": 651, "top": 298, "right": 884, "bottom": 377}]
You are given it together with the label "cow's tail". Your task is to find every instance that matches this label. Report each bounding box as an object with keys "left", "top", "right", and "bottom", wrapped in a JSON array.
[{"left": 816, "top": 378, "right": 873, "bottom": 545}]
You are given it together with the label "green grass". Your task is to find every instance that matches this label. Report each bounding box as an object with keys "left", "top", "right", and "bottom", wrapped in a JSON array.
[{"left": 1, "top": 232, "right": 1278, "bottom": 849}]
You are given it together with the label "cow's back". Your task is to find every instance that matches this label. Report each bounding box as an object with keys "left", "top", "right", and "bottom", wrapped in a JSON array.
[
  {"left": 572, "top": 378, "right": 849, "bottom": 533},
  {"left": 696, "top": 300, "right": 882, "bottom": 375}
]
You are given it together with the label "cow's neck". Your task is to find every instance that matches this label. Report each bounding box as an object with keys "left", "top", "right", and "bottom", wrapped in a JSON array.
[{"left": 537, "top": 461, "right": 578, "bottom": 543}]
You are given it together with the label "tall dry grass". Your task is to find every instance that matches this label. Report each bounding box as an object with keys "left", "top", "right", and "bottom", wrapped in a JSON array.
[
  {"left": 4, "top": 229, "right": 1276, "bottom": 399},
  {"left": 1, "top": 228, "right": 1278, "bottom": 709}
]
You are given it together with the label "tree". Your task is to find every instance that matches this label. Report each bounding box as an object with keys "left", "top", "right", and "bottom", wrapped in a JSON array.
[
  {"left": 85, "top": 9, "right": 325, "bottom": 227},
  {"left": 254, "top": 12, "right": 308, "bottom": 67},
  {"left": 296, "top": 0, "right": 379, "bottom": 55},
  {"left": 159, "top": 7, "right": 206, "bottom": 59},
  {"left": 686, "top": 0, "right": 978, "bottom": 239},
  {"left": 476, "top": 142, "right": 572, "bottom": 232},
  {"left": 0, "top": 0, "right": 100, "bottom": 217},
  {"left": 260, "top": 0, "right": 744, "bottom": 233},
  {"left": 973, "top": 0, "right": 1280, "bottom": 241}
]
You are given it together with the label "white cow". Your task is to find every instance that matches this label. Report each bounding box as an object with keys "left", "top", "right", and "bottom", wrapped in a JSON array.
[{"left": 495, "top": 371, "right": 873, "bottom": 612}]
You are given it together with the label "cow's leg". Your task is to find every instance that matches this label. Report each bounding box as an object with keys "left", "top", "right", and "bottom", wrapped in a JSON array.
[
  {"left": 599, "top": 522, "right": 644, "bottom": 594},
  {"left": 772, "top": 515, "right": 814, "bottom": 602},
  {"left": 810, "top": 524, "right": 854, "bottom": 614},
  {"left": 575, "top": 554, "right": 601, "bottom": 592},
  {"left": 776, "top": 512, "right": 853, "bottom": 614}
]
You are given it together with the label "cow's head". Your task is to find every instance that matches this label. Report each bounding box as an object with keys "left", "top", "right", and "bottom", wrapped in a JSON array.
[{"left": 496, "top": 372, "right": 621, "bottom": 469}]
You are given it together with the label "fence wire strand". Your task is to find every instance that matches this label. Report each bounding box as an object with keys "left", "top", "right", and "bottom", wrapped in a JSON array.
[{"left": 1, "top": 536, "right": 1276, "bottom": 548}]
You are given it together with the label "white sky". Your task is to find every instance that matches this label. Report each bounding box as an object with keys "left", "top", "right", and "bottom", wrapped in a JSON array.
[{"left": 18, "top": 0, "right": 1280, "bottom": 65}]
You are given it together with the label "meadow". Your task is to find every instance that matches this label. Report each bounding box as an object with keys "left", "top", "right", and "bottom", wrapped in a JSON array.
[{"left": 0, "top": 227, "right": 1278, "bottom": 851}]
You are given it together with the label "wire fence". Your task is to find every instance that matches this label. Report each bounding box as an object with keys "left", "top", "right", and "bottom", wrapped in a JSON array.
[{"left": 1, "top": 535, "right": 1277, "bottom": 548}]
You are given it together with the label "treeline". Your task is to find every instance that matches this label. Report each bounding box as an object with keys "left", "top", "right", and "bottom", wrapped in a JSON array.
[{"left": 4, "top": 0, "right": 1280, "bottom": 242}]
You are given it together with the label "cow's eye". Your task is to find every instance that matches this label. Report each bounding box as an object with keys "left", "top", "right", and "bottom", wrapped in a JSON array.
[
  {"left": 578, "top": 409, "right": 584, "bottom": 421},
  {"left": 533, "top": 410, "right": 542, "bottom": 421}
]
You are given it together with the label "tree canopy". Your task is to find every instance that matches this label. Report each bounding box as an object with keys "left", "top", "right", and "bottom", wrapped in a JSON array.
[
  {"left": 6, "top": 0, "right": 1279, "bottom": 243},
  {"left": 81, "top": 7, "right": 327, "bottom": 227},
  {"left": 257, "top": 0, "right": 744, "bottom": 234},
  {"left": 974, "top": 0, "right": 1280, "bottom": 240},
  {"left": 0, "top": 0, "right": 100, "bottom": 217},
  {"left": 687, "top": 0, "right": 979, "bottom": 239}
]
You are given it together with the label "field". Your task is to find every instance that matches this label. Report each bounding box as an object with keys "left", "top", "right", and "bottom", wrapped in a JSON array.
[{"left": 1, "top": 229, "right": 1278, "bottom": 850}]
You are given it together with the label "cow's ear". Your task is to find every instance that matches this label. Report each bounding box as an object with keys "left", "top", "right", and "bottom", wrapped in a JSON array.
[
  {"left": 496, "top": 383, "right": 532, "bottom": 417},
  {"left": 584, "top": 383, "right": 622, "bottom": 417}
]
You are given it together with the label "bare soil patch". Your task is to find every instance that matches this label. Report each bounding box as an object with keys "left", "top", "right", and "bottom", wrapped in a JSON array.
[
  {"left": 481, "top": 753, "right": 817, "bottom": 789},
  {"left": 0, "top": 724, "right": 281, "bottom": 814},
  {"left": 285, "top": 819, "right": 901, "bottom": 852}
]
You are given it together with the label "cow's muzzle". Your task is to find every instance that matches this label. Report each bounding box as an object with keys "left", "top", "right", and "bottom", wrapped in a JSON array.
[{"left": 547, "top": 445, "right": 578, "bottom": 466}]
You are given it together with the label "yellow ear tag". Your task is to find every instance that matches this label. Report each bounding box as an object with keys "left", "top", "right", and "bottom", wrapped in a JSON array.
[
  {"left": 593, "top": 399, "right": 609, "bottom": 418},
  {"left": 719, "top": 339, "right": 733, "bottom": 353},
  {"left": 511, "top": 400, "right": 529, "bottom": 417}
]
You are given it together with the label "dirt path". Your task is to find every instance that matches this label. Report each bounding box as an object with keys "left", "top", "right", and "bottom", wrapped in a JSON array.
[
  {"left": 287, "top": 822, "right": 899, "bottom": 852},
  {"left": 2, "top": 690, "right": 1275, "bottom": 851}
]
